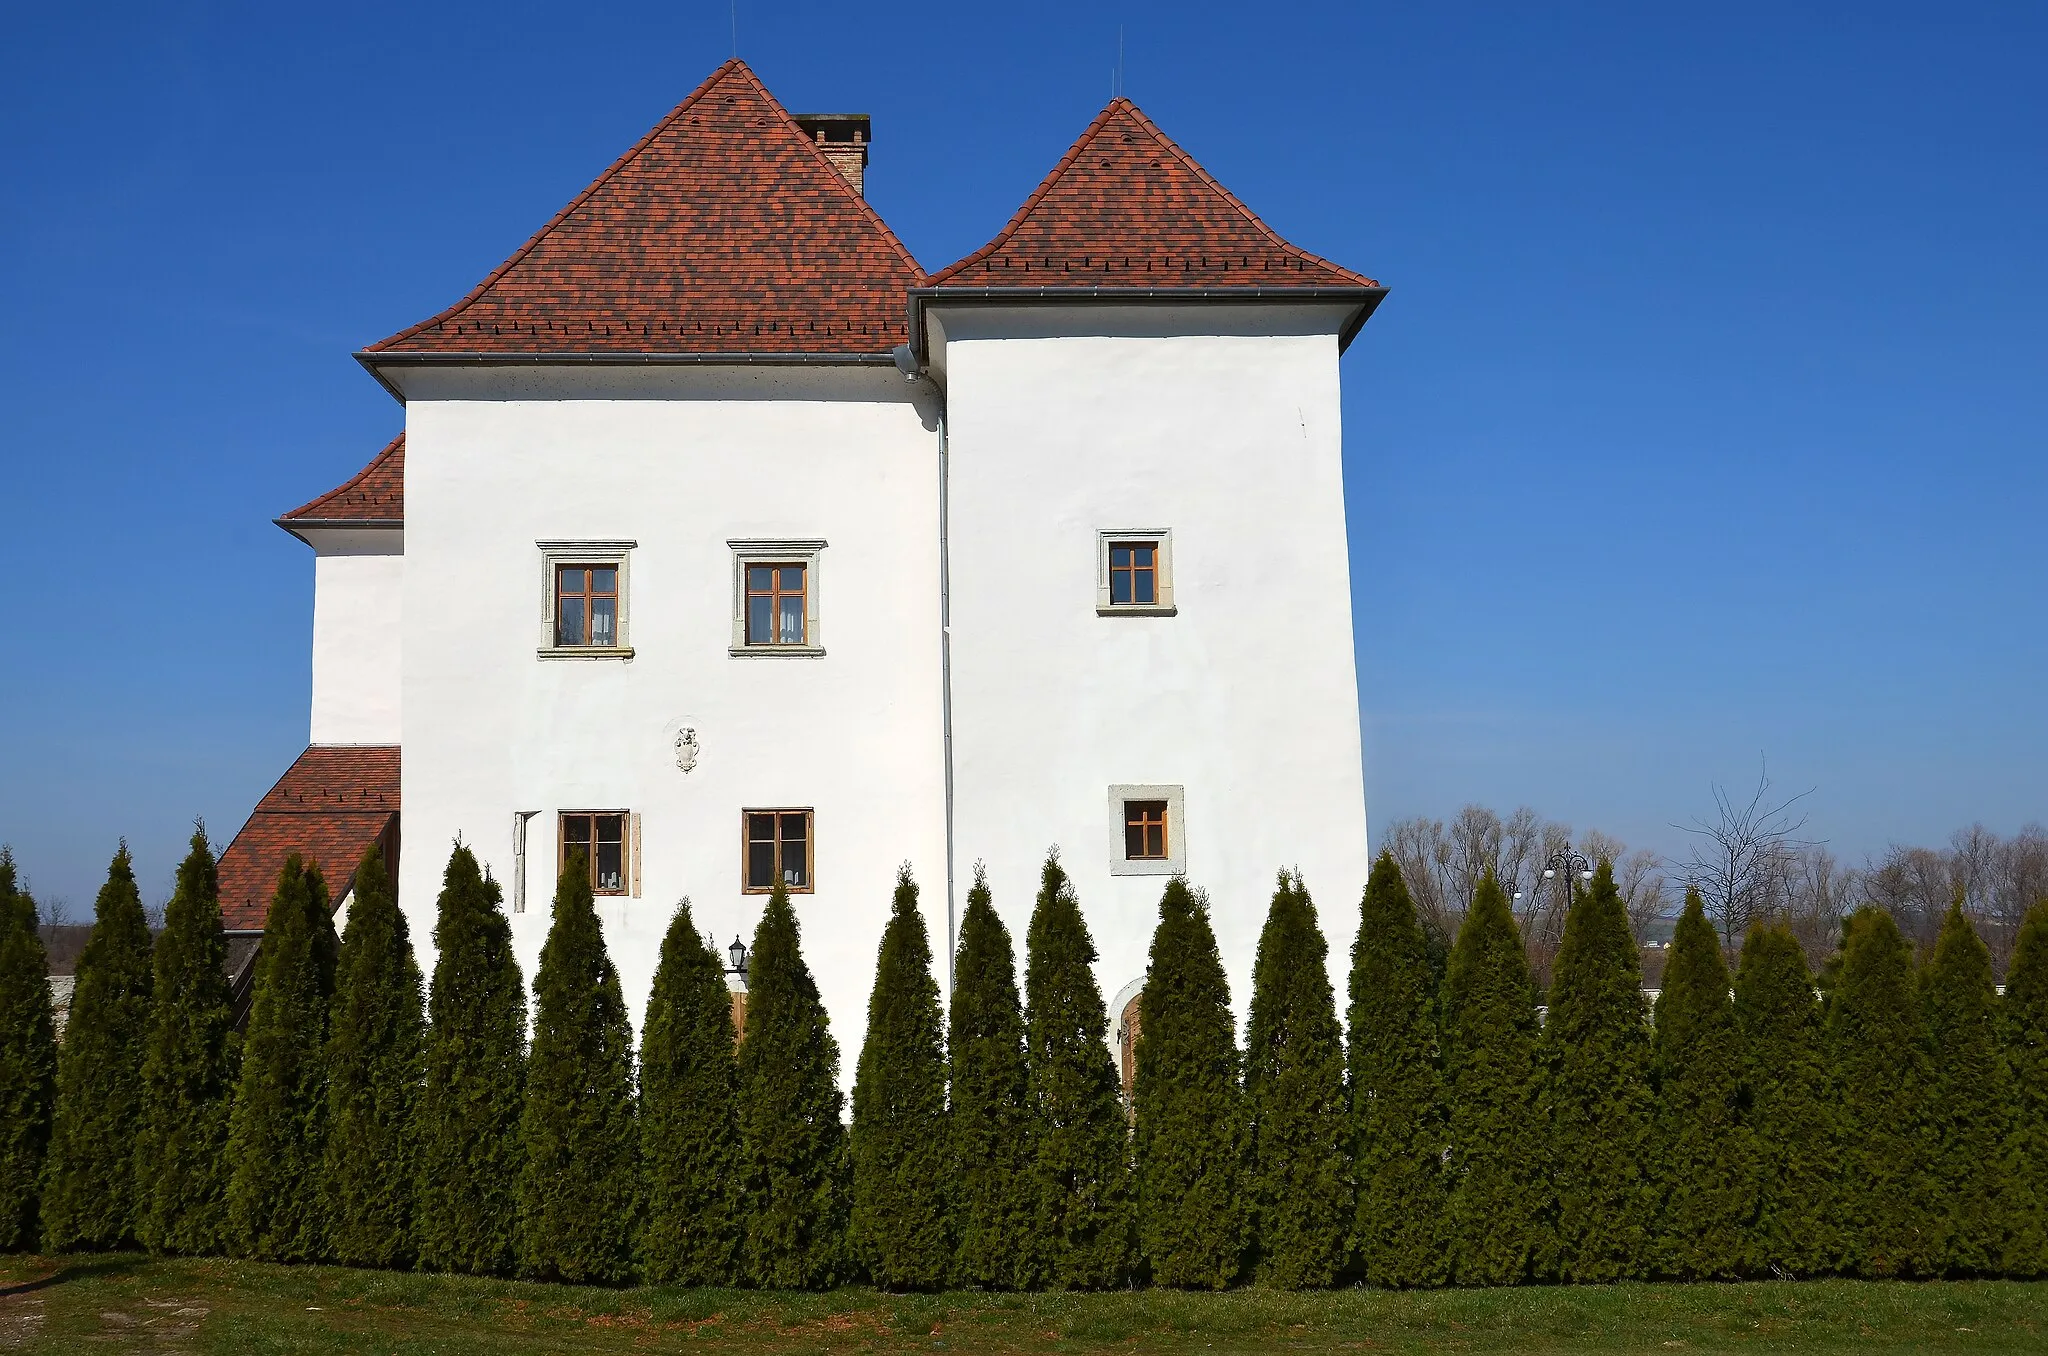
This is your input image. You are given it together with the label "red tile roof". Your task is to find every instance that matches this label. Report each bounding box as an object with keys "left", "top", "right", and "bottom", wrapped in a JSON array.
[
  {"left": 217, "top": 746, "right": 399, "bottom": 929},
  {"left": 926, "top": 98, "right": 1377, "bottom": 290},
  {"left": 279, "top": 433, "right": 403, "bottom": 525},
  {"left": 362, "top": 60, "right": 921, "bottom": 358}
]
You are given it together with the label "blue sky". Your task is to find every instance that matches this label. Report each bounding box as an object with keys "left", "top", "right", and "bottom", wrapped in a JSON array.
[{"left": 2, "top": 2, "right": 2042, "bottom": 911}]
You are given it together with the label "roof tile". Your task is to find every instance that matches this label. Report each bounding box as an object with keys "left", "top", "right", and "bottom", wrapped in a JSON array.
[
  {"left": 279, "top": 433, "right": 403, "bottom": 524},
  {"left": 216, "top": 746, "right": 399, "bottom": 929}
]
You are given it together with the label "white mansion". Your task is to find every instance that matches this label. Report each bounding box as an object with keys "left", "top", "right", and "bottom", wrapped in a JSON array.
[{"left": 218, "top": 59, "right": 1383, "bottom": 1074}]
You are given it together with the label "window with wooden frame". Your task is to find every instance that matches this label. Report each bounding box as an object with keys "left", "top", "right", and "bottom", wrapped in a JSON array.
[
  {"left": 554, "top": 564, "right": 619, "bottom": 647},
  {"left": 1108, "top": 784, "right": 1185, "bottom": 876},
  {"left": 1108, "top": 543, "right": 1158, "bottom": 606},
  {"left": 743, "top": 809, "right": 813, "bottom": 893},
  {"left": 1096, "top": 529, "right": 1175, "bottom": 615},
  {"left": 1124, "top": 800, "right": 1169, "bottom": 861},
  {"left": 744, "top": 563, "right": 808, "bottom": 646},
  {"left": 559, "top": 811, "right": 635, "bottom": 896},
  {"left": 728, "top": 539, "right": 826, "bottom": 657},
  {"left": 537, "top": 540, "right": 635, "bottom": 658}
]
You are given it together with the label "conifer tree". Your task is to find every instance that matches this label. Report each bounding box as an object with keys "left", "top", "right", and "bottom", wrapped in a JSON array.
[
  {"left": 135, "top": 827, "right": 236, "bottom": 1255},
  {"left": 42, "top": 845, "right": 155, "bottom": 1250},
  {"left": 415, "top": 844, "right": 526, "bottom": 1276},
  {"left": 1023, "top": 852, "right": 1135, "bottom": 1289},
  {"left": 226, "top": 854, "right": 338, "bottom": 1261},
  {"left": 1135, "top": 877, "right": 1246, "bottom": 1288},
  {"left": 1828, "top": 905, "right": 1930, "bottom": 1277},
  {"left": 1540, "top": 859, "right": 1655, "bottom": 1281},
  {"left": 0, "top": 849, "right": 56, "bottom": 1251},
  {"left": 518, "top": 850, "right": 639, "bottom": 1283},
  {"left": 2003, "top": 897, "right": 2048, "bottom": 1276},
  {"left": 1348, "top": 850, "right": 1447, "bottom": 1288},
  {"left": 737, "top": 881, "right": 848, "bottom": 1289},
  {"left": 640, "top": 897, "right": 742, "bottom": 1286},
  {"left": 851, "top": 865, "right": 951, "bottom": 1289},
  {"left": 1244, "top": 870, "right": 1348, "bottom": 1288},
  {"left": 1921, "top": 896, "right": 2010, "bottom": 1275},
  {"left": 947, "top": 865, "right": 1034, "bottom": 1290},
  {"left": 322, "top": 845, "right": 425, "bottom": 1270},
  {"left": 1440, "top": 869, "right": 1542, "bottom": 1286},
  {"left": 1651, "top": 889, "right": 1750, "bottom": 1279},
  {"left": 1732, "top": 922, "right": 1834, "bottom": 1276}
]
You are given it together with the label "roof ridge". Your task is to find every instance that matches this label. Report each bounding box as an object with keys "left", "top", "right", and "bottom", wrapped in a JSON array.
[
  {"left": 280, "top": 432, "right": 403, "bottom": 521},
  {"left": 923, "top": 99, "right": 1124, "bottom": 286},
  {"left": 746, "top": 68, "right": 925, "bottom": 281}
]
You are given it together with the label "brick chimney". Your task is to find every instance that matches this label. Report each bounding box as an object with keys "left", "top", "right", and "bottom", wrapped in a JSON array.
[{"left": 793, "top": 113, "right": 870, "bottom": 196}]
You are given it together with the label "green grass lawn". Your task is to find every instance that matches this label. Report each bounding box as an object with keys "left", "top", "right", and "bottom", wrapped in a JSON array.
[{"left": 1, "top": 1255, "right": 2043, "bottom": 1354}]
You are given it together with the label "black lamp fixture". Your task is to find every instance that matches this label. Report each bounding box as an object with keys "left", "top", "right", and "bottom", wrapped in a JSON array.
[
  {"left": 726, "top": 935, "right": 750, "bottom": 977},
  {"left": 1543, "top": 844, "right": 1594, "bottom": 892}
]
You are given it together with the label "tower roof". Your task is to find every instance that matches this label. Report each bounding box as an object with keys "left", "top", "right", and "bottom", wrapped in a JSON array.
[
  {"left": 925, "top": 98, "right": 1376, "bottom": 291},
  {"left": 361, "top": 60, "right": 921, "bottom": 365},
  {"left": 278, "top": 433, "right": 403, "bottom": 527}
]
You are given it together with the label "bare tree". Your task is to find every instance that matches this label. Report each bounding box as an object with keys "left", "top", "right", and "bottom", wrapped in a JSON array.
[
  {"left": 1580, "top": 829, "right": 1668, "bottom": 944},
  {"left": 1677, "top": 760, "right": 1816, "bottom": 951},
  {"left": 1863, "top": 844, "right": 1952, "bottom": 955},
  {"left": 1861, "top": 824, "right": 2048, "bottom": 973},
  {"left": 1380, "top": 815, "right": 1459, "bottom": 954},
  {"left": 1770, "top": 845, "right": 1858, "bottom": 970}
]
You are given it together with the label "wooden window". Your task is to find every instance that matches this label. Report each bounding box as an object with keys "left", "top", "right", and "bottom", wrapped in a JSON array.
[
  {"left": 1124, "top": 800, "right": 1169, "bottom": 861},
  {"left": 743, "top": 809, "right": 813, "bottom": 893},
  {"left": 555, "top": 565, "right": 619, "bottom": 647},
  {"left": 743, "top": 563, "right": 808, "bottom": 646},
  {"left": 1108, "top": 542, "right": 1158, "bottom": 606},
  {"left": 560, "top": 811, "right": 628, "bottom": 895}
]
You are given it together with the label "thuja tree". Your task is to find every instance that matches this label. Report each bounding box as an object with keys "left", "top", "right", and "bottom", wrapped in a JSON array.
[
  {"left": 0, "top": 849, "right": 55, "bottom": 1251},
  {"left": 1922, "top": 896, "right": 2010, "bottom": 1275},
  {"left": 1651, "top": 889, "right": 1751, "bottom": 1279},
  {"left": 518, "top": 851, "right": 639, "bottom": 1283},
  {"left": 1134, "top": 877, "right": 1246, "bottom": 1289},
  {"left": 737, "top": 881, "right": 848, "bottom": 1289},
  {"left": 1439, "top": 870, "right": 1542, "bottom": 1286},
  {"left": 2005, "top": 897, "right": 2048, "bottom": 1276},
  {"left": 42, "top": 845, "right": 155, "bottom": 1250},
  {"left": 1244, "top": 870, "right": 1348, "bottom": 1289},
  {"left": 948, "top": 866, "right": 1034, "bottom": 1289},
  {"left": 1732, "top": 922, "right": 1834, "bottom": 1276},
  {"left": 323, "top": 845, "right": 425, "bottom": 1270},
  {"left": 1348, "top": 851, "right": 1447, "bottom": 1288},
  {"left": 1828, "top": 906, "right": 1930, "bottom": 1277},
  {"left": 849, "top": 865, "right": 951, "bottom": 1289},
  {"left": 415, "top": 844, "right": 526, "bottom": 1276},
  {"left": 135, "top": 827, "right": 236, "bottom": 1255},
  {"left": 1023, "top": 852, "right": 1134, "bottom": 1289},
  {"left": 640, "top": 897, "right": 742, "bottom": 1286},
  {"left": 226, "top": 854, "right": 339, "bottom": 1261},
  {"left": 1540, "top": 859, "right": 1655, "bottom": 1282}
]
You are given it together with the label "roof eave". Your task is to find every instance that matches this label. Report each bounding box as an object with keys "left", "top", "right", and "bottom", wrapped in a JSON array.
[
  {"left": 355, "top": 347, "right": 901, "bottom": 403},
  {"left": 907, "top": 284, "right": 1389, "bottom": 364},
  {"left": 275, "top": 518, "right": 405, "bottom": 548}
]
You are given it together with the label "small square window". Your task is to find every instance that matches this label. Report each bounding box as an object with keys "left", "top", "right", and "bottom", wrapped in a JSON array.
[
  {"left": 744, "top": 563, "right": 808, "bottom": 646},
  {"left": 538, "top": 541, "right": 634, "bottom": 658},
  {"left": 1124, "top": 800, "right": 1169, "bottom": 860},
  {"left": 555, "top": 564, "right": 619, "bottom": 647},
  {"left": 1108, "top": 784, "right": 1185, "bottom": 876},
  {"left": 743, "top": 808, "right": 814, "bottom": 893},
  {"left": 730, "top": 540, "right": 826, "bottom": 657},
  {"left": 561, "top": 810, "right": 632, "bottom": 896},
  {"left": 1097, "top": 529, "right": 1175, "bottom": 615},
  {"left": 1109, "top": 544, "right": 1158, "bottom": 606}
]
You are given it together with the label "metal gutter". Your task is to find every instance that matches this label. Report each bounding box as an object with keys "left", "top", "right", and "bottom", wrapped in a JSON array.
[
  {"left": 273, "top": 517, "right": 403, "bottom": 548},
  {"left": 906, "top": 285, "right": 1388, "bottom": 364},
  {"left": 353, "top": 348, "right": 901, "bottom": 404}
]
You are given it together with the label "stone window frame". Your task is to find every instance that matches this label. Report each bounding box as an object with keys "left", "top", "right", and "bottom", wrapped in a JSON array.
[
  {"left": 537, "top": 540, "right": 636, "bottom": 659},
  {"left": 1096, "top": 528, "right": 1176, "bottom": 616},
  {"left": 1108, "top": 783, "right": 1186, "bottom": 876},
  {"left": 729, "top": 539, "right": 827, "bottom": 657}
]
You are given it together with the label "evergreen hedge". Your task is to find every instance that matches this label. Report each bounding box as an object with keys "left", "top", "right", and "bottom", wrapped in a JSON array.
[
  {"left": 1732, "top": 921, "right": 1834, "bottom": 1276},
  {"left": 41, "top": 845, "right": 155, "bottom": 1250},
  {"left": 1651, "top": 889, "right": 1750, "bottom": 1279},
  {"left": 414, "top": 844, "right": 526, "bottom": 1276},
  {"left": 0, "top": 848, "right": 56, "bottom": 1251},
  {"left": 1921, "top": 896, "right": 2009, "bottom": 1275},
  {"left": 850, "top": 865, "right": 951, "bottom": 1289},
  {"left": 1023, "top": 852, "right": 1134, "bottom": 1289},
  {"left": 1828, "top": 905, "right": 1929, "bottom": 1277},
  {"left": 1347, "top": 850, "right": 1447, "bottom": 1288},
  {"left": 135, "top": 827, "right": 237, "bottom": 1256},
  {"left": 737, "top": 881, "right": 848, "bottom": 1289},
  {"left": 2005, "top": 896, "right": 2048, "bottom": 1276},
  {"left": 1245, "top": 870, "right": 1348, "bottom": 1289},
  {"left": 226, "top": 853, "right": 339, "bottom": 1262},
  {"left": 1440, "top": 870, "right": 1542, "bottom": 1286},
  {"left": 639, "top": 896, "right": 742, "bottom": 1286},
  {"left": 322, "top": 845, "right": 425, "bottom": 1270},
  {"left": 518, "top": 850, "right": 639, "bottom": 1283},
  {"left": 946, "top": 865, "right": 1035, "bottom": 1290},
  {"left": 1134, "top": 877, "right": 1246, "bottom": 1289}
]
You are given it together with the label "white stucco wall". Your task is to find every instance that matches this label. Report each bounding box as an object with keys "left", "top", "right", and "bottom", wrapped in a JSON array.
[
  {"left": 395, "top": 366, "right": 945, "bottom": 1080},
  {"left": 306, "top": 530, "right": 403, "bottom": 745},
  {"left": 935, "top": 304, "right": 1371, "bottom": 1034}
]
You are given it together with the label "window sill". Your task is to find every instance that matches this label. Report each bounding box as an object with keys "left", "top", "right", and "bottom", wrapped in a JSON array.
[
  {"left": 729, "top": 645, "right": 827, "bottom": 659},
  {"left": 1096, "top": 604, "right": 1177, "bottom": 617},
  {"left": 741, "top": 886, "right": 816, "bottom": 895},
  {"left": 1110, "top": 857, "right": 1182, "bottom": 877},
  {"left": 537, "top": 646, "right": 635, "bottom": 661}
]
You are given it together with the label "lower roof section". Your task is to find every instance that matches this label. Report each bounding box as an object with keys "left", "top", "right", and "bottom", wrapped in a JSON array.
[{"left": 217, "top": 745, "right": 400, "bottom": 930}]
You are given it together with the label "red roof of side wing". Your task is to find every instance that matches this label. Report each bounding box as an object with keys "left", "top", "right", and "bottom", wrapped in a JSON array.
[
  {"left": 361, "top": 60, "right": 921, "bottom": 361},
  {"left": 925, "top": 98, "right": 1378, "bottom": 290},
  {"left": 278, "top": 433, "right": 404, "bottom": 526},
  {"left": 216, "top": 746, "right": 400, "bottom": 930}
]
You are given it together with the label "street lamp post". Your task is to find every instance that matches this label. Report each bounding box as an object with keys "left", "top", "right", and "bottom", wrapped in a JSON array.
[{"left": 1542, "top": 844, "right": 1594, "bottom": 914}]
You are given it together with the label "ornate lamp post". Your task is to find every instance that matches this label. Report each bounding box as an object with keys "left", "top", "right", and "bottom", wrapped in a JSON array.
[{"left": 1543, "top": 844, "right": 1594, "bottom": 911}]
